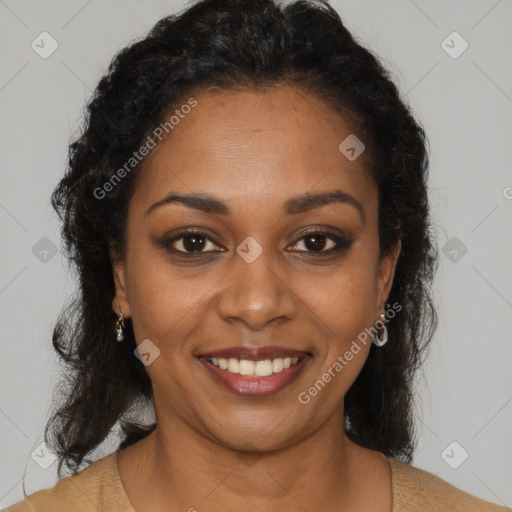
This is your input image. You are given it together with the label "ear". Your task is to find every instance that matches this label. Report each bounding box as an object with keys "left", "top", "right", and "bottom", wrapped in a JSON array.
[
  {"left": 375, "top": 238, "right": 401, "bottom": 312},
  {"left": 111, "top": 252, "right": 131, "bottom": 318}
]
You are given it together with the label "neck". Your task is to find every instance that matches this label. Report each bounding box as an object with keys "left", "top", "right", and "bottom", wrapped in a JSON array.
[{"left": 118, "top": 404, "right": 390, "bottom": 512}]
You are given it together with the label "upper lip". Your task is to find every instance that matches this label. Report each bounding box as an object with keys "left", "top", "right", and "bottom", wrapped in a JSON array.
[{"left": 199, "top": 346, "right": 310, "bottom": 361}]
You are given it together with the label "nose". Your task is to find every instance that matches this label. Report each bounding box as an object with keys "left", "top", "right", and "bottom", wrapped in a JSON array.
[{"left": 216, "top": 246, "right": 297, "bottom": 331}]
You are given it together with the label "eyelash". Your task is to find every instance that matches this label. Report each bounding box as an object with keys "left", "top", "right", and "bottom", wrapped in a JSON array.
[{"left": 162, "top": 228, "right": 353, "bottom": 257}]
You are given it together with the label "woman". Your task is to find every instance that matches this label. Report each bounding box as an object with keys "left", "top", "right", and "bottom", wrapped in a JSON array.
[{"left": 3, "top": 0, "right": 508, "bottom": 510}]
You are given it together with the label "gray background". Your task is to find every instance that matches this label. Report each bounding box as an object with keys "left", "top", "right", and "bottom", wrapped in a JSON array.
[{"left": 1, "top": 0, "right": 511, "bottom": 508}]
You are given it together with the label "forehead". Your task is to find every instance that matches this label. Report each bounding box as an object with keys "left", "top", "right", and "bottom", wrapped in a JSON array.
[{"left": 132, "top": 84, "right": 375, "bottom": 213}]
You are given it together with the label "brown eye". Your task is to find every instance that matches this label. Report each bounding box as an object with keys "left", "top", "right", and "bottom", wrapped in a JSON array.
[
  {"left": 289, "top": 230, "right": 353, "bottom": 254},
  {"left": 297, "top": 232, "right": 335, "bottom": 252},
  {"left": 164, "top": 231, "right": 221, "bottom": 254}
]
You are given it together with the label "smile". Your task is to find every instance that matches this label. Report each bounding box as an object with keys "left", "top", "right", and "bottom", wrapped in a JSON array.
[
  {"left": 197, "top": 347, "right": 312, "bottom": 397},
  {"left": 207, "top": 356, "right": 300, "bottom": 376}
]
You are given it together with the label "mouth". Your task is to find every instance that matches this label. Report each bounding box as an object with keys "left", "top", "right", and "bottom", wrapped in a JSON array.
[{"left": 197, "top": 346, "right": 312, "bottom": 397}]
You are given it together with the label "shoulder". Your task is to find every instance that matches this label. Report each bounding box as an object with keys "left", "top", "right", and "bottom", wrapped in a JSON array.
[
  {"left": 389, "top": 457, "right": 511, "bottom": 512},
  {"left": 1, "top": 451, "right": 132, "bottom": 512}
]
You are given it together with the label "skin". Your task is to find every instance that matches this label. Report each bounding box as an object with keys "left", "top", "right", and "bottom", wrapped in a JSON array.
[{"left": 112, "top": 83, "right": 400, "bottom": 512}]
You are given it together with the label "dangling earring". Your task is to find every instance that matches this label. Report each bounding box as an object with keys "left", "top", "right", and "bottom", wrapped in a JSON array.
[
  {"left": 372, "top": 312, "right": 388, "bottom": 347},
  {"left": 115, "top": 305, "right": 125, "bottom": 342}
]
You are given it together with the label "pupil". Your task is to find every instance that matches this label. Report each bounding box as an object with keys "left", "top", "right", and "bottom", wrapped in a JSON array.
[
  {"left": 184, "top": 234, "right": 206, "bottom": 252},
  {"left": 305, "top": 233, "right": 325, "bottom": 251}
]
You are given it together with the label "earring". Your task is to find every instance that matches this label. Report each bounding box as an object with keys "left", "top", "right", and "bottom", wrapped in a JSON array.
[
  {"left": 115, "top": 305, "right": 125, "bottom": 342},
  {"left": 372, "top": 312, "right": 388, "bottom": 347}
]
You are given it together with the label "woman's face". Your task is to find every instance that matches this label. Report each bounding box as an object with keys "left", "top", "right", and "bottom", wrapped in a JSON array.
[{"left": 112, "top": 83, "right": 399, "bottom": 451}]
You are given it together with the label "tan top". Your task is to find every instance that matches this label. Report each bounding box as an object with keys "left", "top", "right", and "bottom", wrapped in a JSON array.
[{"left": 2, "top": 450, "right": 509, "bottom": 511}]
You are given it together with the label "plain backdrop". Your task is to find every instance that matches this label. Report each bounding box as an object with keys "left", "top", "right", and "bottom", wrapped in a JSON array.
[{"left": 1, "top": 0, "right": 511, "bottom": 508}]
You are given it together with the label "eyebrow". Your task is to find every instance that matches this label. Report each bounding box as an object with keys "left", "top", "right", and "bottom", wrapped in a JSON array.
[{"left": 145, "top": 189, "right": 365, "bottom": 222}]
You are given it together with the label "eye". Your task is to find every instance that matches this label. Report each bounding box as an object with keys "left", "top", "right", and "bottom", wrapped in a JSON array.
[
  {"left": 288, "top": 230, "right": 353, "bottom": 254},
  {"left": 164, "top": 230, "right": 223, "bottom": 254}
]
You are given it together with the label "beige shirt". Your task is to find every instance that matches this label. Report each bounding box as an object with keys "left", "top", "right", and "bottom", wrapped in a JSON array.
[{"left": 2, "top": 450, "right": 509, "bottom": 511}]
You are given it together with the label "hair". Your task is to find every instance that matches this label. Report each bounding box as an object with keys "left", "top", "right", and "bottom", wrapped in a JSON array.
[{"left": 46, "top": 0, "right": 438, "bottom": 478}]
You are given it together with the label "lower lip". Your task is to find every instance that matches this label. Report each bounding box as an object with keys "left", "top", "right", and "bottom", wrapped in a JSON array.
[{"left": 198, "top": 356, "right": 311, "bottom": 397}]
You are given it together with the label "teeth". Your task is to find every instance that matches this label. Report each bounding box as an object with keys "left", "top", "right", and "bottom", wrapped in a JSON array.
[
  {"left": 272, "top": 358, "right": 283, "bottom": 373},
  {"left": 255, "top": 360, "right": 273, "bottom": 377},
  {"left": 209, "top": 356, "right": 303, "bottom": 376},
  {"left": 239, "top": 360, "right": 255, "bottom": 375},
  {"left": 227, "top": 358, "right": 239, "bottom": 373}
]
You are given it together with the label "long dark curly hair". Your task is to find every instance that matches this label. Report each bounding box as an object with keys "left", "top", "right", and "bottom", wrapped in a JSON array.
[{"left": 46, "top": 0, "right": 438, "bottom": 477}]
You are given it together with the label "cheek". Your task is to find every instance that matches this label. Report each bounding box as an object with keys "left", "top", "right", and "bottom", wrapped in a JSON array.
[
  {"left": 297, "top": 269, "right": 376, "bottom": 402},
  {"left": 125, "top": 242, "right": 221, "bottom": 346},
  {"left": 300, "top": 255, "right": 378, "bottom": 342},
  {"left": 296, "top": 247, "right": 378, "bottom": 391}
]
